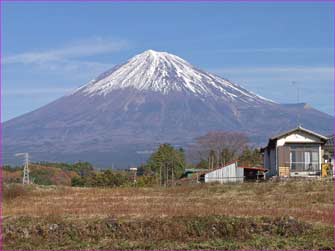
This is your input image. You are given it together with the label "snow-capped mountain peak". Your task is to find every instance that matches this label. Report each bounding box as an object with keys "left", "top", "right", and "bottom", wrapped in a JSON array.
[
  {"left": 75, "top": 49, "right": 273, "bottom": 103},
  {"left": 5, "top": 50, "right": 333, "bottom": 168}
]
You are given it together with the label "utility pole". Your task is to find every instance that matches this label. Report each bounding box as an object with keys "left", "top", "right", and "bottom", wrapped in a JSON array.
[
  {"left": 159, "top": 163, "right": 162, "bottom": 187},
  {"left": 171, "top": 160, "right": 174, "bottom": 187},
  {"left": 165, "top": 162, "right": 168, "bottom": 187},
  {"left": 129, "top": 167, "right": 137, "bottom": 186},
  {"left": 292, "top": 81, "right": 300, "bottom": 104},
  {"left": 208, "top": 154, "right": 212, "bottom": 170},
  {"left": 15, "top": 153, "right": 29, "bottom": 185},
  {"left": 208, "top": 153, "right": 214, "bottom": 170}
]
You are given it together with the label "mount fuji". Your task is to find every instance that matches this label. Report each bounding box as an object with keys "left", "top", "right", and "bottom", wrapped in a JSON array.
[{"left": 3, "top": 50, "right": 333, "bottom": 167}]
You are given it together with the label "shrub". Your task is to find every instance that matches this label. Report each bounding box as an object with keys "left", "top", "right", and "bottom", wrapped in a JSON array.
[
  {"left": 136, "top": 175, "right": 156, "bottom": 187},
  {"left": 71, "top": 170, "right": 131, "bottom": 187}
]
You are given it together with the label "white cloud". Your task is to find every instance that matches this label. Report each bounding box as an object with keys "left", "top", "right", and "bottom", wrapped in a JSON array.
[
  {"left": 206, "top": 47, "right": 332, "bottom": 54},
  {"left": 211, "top": 66, "right": 333, "bottom": 74},
  {"left": 210, "top": 66, "right": 334, "bottom": 82},
  {"left": 3, "top": 37, "right": 125, "bottom": 88},
  {"left": 33, "top": 59, "right": 112, "bottom": 77},
  {"left": 3, "top": 37, "right": 129, "bottom": 64},
  {"left": 2, "top": 60, "right": 114, "bottom": 97},
  {"left": 208, "top": 65, "right": 334, "bottom": 115},
  {"left": 3, "top": 87, "right": 74, "bottom": 96}
]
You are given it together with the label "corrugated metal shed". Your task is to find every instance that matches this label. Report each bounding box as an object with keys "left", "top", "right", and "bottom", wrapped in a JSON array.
[{"left": 204, "top": 162, "right": 244, "bottom": 183}]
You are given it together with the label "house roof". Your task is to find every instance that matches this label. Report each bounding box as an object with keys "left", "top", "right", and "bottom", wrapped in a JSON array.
[
  {"left": 326, "top": 135, "right": 334, "bottom": 145},
  {"left": 269, "top": 125, "right": 328, "bottom": 141},
  {"left": 261, "top": 126, "right": 328, "bottom": 152}
]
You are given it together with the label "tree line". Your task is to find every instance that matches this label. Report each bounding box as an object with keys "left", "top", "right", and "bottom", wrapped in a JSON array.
[{"left": 3, "top": 131, "right": 263, "bottom": 187}]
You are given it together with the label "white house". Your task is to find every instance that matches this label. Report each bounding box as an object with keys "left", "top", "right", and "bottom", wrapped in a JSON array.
[{"left": 261, "top": 126, "right": 329, "bottom": 178}]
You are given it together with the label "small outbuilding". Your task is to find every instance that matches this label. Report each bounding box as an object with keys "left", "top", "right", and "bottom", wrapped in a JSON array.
[{"left": 203, "top": 161, "right": 267, "bottom": 183}]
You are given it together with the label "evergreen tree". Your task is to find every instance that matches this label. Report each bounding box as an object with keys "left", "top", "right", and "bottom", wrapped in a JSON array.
[
  {"left": 146, "top": 144, "right": 186, "bottom": 186},
  {"left": 239, "top": 147, "right": 262, "bottom": 167}
]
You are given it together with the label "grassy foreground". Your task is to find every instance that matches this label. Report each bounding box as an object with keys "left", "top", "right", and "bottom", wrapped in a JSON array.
[{"left": 2, "top": 180, "right": 334, "bottom": 250}]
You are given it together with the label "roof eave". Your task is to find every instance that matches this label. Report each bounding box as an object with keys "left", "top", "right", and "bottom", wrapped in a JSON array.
[{"left": 270, "top": 126, "right": 328, "bottom": 141}]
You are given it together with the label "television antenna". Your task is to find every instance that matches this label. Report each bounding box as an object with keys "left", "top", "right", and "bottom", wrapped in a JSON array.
[{"left": 291, "top": 81, "right": 301, "bottom": 126}]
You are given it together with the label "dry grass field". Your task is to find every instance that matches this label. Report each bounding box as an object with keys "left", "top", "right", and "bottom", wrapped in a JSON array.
[
  {"left": 3, "top": 180, "right": 333, "bottom": 224},
  {"left": 2, "top": 179, "right": 334, "bottom": 250}
]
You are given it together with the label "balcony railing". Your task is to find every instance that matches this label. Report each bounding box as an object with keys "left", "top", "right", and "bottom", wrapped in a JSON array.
[{"left": 288, "top": 162, "right": 319, "bottom": 172}]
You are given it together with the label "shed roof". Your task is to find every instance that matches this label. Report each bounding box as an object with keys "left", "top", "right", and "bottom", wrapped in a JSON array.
[
  {"left": 204, "top": 161, "right": 268, "bottom": 174},
  {"left": 184, "top": 168, "right": 209, "bottom": 173},
  {"left": 237, "top": 166, "right": 268, "bottom": 172}
]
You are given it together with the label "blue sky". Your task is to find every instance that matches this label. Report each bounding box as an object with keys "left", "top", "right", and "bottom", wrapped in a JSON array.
[{"left": 2, "top": 1, "right": 334, "bottom": 122}]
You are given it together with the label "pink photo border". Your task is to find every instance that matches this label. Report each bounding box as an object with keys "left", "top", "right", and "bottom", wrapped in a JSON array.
[{"left": 0, "top": 0, "right": 333, "bottom": 251}]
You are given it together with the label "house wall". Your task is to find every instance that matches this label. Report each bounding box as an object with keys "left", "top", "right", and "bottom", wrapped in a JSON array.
[
  {"left": 277, "top": 145, "right": 290, "bottom": 177},
  {"left": 270, "top": 148, "right": 276, "bottom": 176},
  {"left": 276, "top": 131, "right": 323, "bottom": 146},
  {"left": 264, "top": 147, "right": 277, "bottom": 177},
  {"left": 204, "top": 162, "right": 244, "bottom": 183},
  {"left": 264, "top": 149, "right": 270, "bottom": 169}
]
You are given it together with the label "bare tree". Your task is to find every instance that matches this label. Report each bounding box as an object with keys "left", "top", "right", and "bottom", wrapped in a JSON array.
[{"left": 188, "top": 131, "right": 249, "bottom": 168}]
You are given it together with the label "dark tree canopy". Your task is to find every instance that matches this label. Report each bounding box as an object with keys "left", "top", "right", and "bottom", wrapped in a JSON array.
[
  {"left": 146, "top": 143, "right": 186, "bottom": 186},
  {"left": 238, "top": 147, "right": 263, "bottom": 167}
]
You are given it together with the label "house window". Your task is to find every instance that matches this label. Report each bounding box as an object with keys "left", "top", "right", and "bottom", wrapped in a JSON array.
[{"left": 289, "top": 144, "right": 319, "bottom": 172}]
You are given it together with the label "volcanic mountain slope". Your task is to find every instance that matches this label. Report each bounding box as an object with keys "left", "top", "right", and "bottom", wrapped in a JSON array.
[{"left": 3, "top": 50, "right": 333, "bottom": 167}]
